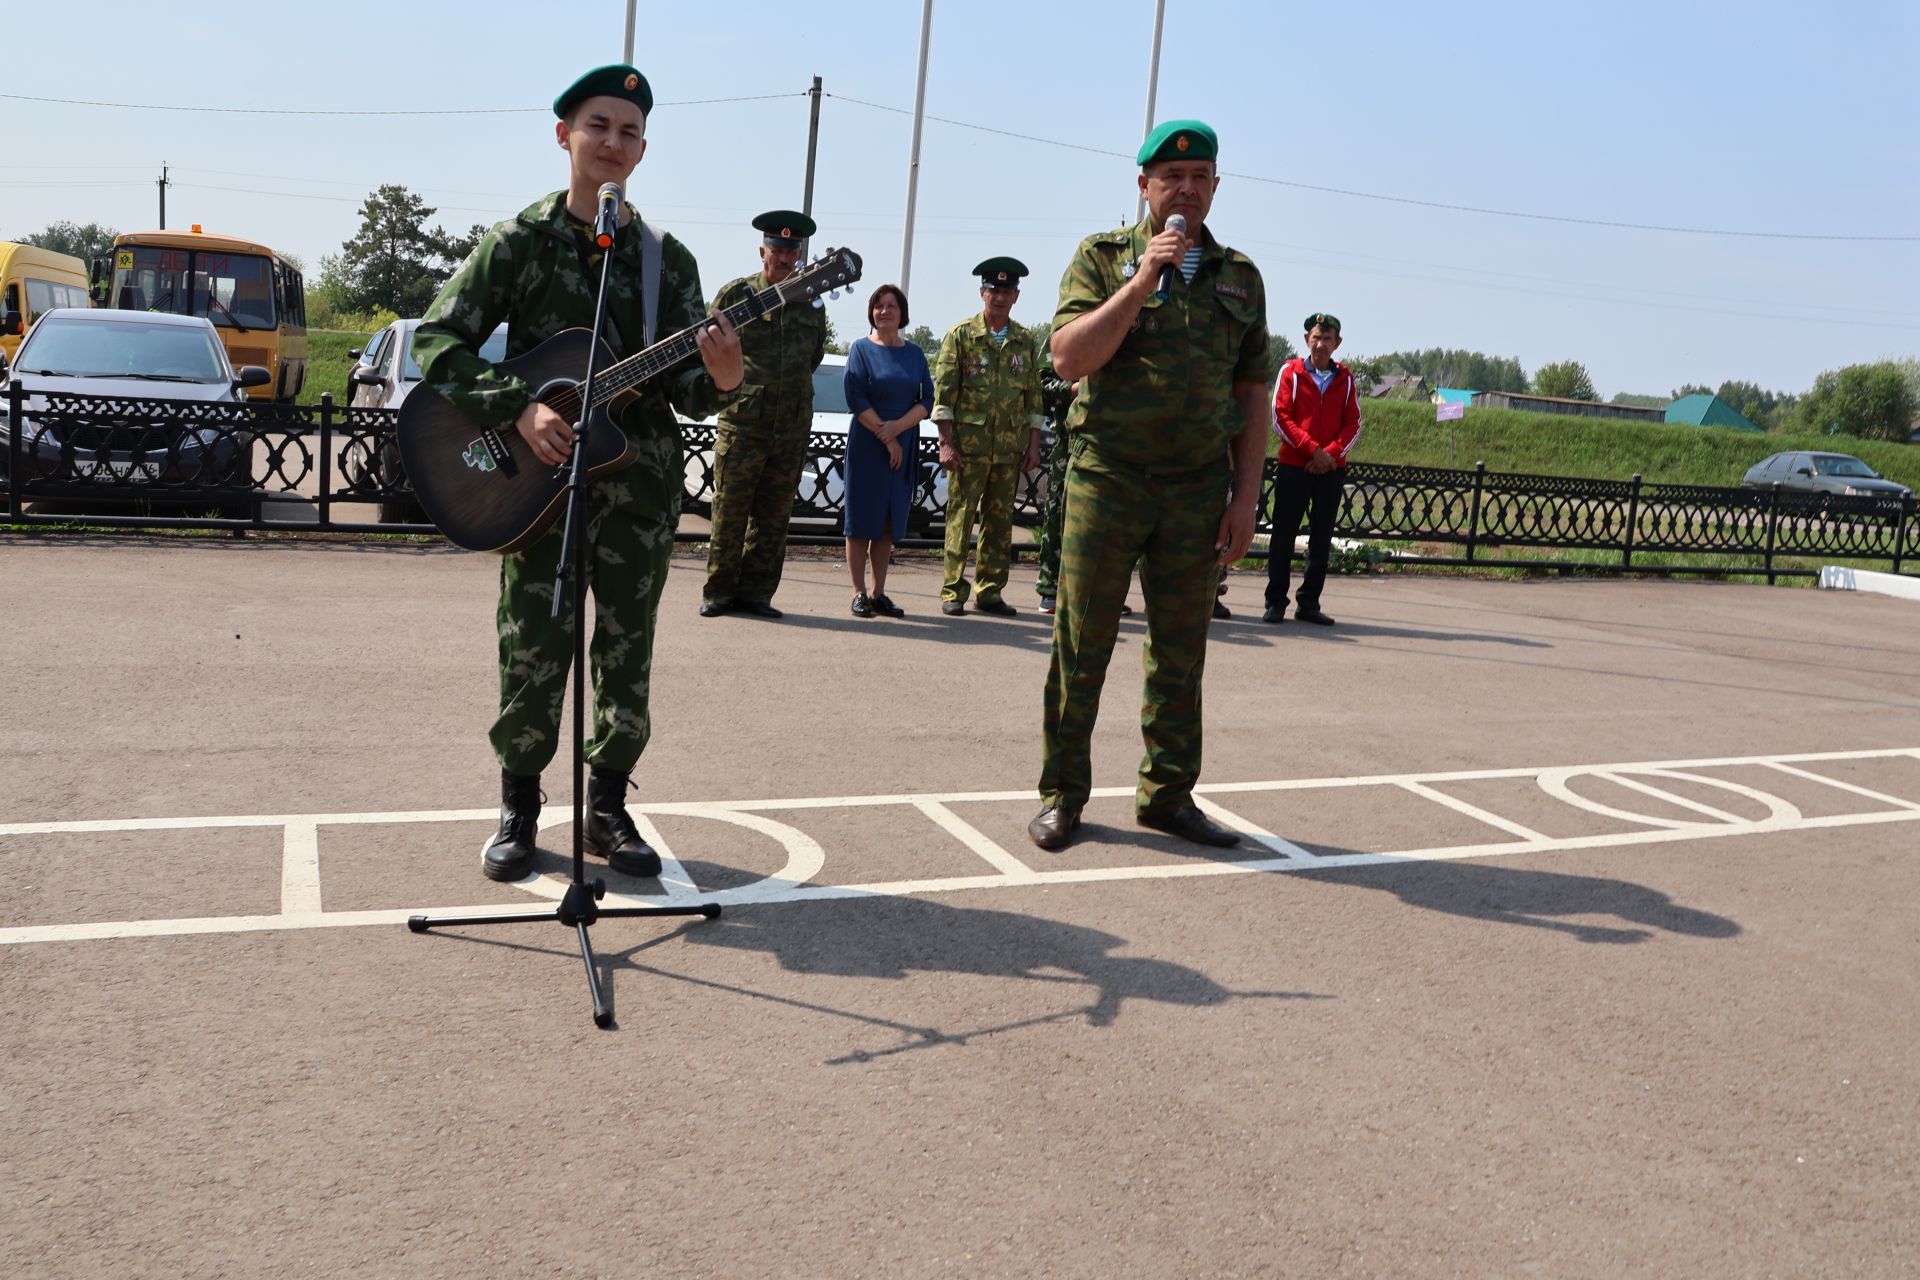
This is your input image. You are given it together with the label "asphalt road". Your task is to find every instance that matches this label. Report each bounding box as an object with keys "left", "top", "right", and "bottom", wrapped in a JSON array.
[{"left": 3, "top": 536, "right": 1917, "bottom": 1278}]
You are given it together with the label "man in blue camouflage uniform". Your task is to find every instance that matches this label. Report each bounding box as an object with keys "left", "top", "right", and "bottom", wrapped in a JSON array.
[
  {"left": 1030, "top": 120, "right": 1271, "bottom": 852},
  {"left": 414, "top": 64, "right": 743, "bottom": 883}
]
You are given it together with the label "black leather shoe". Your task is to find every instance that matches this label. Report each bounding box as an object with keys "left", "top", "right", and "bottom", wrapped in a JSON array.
[
  {"left": 482, "top": 771, "right": 542, "bottom": 881},
  {"left": 976, "top": 597, "right": 1017, "bottom": 616},
  {"left": 739, "top": 601, "right": 783, "bottom": 619},
  {"left": 1028, "top": 804, "right": 1082, "bottom": 850},
  {"left": 871, "top": 594, "right": 905, "bottom": 617},
  {"left": 1212, "top": 599, "right": 1231, "bottom": 620},
  {"left": 941, "top": 600, "right": 966, "bottom": 616},
  {"left": 1137, "top": 805, "right": 1242, "bottom": 848},
  {"left": 1261, "top": 606, "right": 1286, "bottom": 624},
  {"left": 698, "top": 600, "right": 730, "bottom": 618},
  {"left": 1295, "top": 606, "right": 1336, "bottom": 626},
  {"left": 584, "top": 767, "right": 662, "bottom": 877},
  {"left": 851, "top": 593, "right": 876, "bottom": 618}
]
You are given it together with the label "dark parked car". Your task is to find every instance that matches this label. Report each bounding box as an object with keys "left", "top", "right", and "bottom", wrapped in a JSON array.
[
  {"left": 1, "top": 309, "right": 270, "bottom": 507},
  {"left": 1740, "top": 451, "right": 1913, "bottom": 501}
]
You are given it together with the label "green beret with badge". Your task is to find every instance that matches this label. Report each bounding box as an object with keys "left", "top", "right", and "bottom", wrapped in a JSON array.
[
  {"left": 1303, "top": 312, "right": 1342, "bottom": 334},
  {"left": 752, "top": 210, "right": 817, "bottom": 246},
  {"left": 1136, "top": 119, "right": 1218, "bottom": 166},
  {"left": 973, "top": 256, "right": 1029, "bottom": 289},
  {"left": 554, "top": 64, "right": 654, "bottom": 119}
]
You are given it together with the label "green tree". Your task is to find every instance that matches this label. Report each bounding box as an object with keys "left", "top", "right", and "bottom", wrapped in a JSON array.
[
  {"left": 1532, "top": 360, "right": 1597, "bottom": 400},
  {"left": 1265, "top": 333, "right": 1297, "bottom": 377},
  {"left": 1610, "top": 392, "right": 1668, "bottom": 408},
  {"left": 335, "top": 185, "right": 462, "bottom": 316},
  {"left": 1793, "top": 361, "right": 1916, "bottom": 441},
  {"left": 822, "top": 312, "right": 844, "bottom": 355},
  {"left": 15, "top": 220, "right": 119, "bottom": 265},
  {"left": 903, "top": 323, "right": 937, "bottom": 352},
  {"left": 1371, "top": 347, "right": 1526, "bottom": 392}
]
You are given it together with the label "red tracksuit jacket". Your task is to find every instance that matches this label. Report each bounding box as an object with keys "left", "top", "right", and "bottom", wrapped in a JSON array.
[{"left": 1271, "top": 356, "right": 1363, "bottom": 469}]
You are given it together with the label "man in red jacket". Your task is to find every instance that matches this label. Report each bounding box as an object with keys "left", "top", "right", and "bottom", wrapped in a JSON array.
[{"left": 1265, "top": 312, "right": 1362, "bottom": 625}]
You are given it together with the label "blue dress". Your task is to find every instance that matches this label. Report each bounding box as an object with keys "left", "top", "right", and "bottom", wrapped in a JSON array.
[{"left": 842, "top": 337, "right": 934, "bottom": 541}]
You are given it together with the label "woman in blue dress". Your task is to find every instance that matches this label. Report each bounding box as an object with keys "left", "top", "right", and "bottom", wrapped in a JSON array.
[{"left": 842, "top": 283, "right": 933, "bottom": 618}]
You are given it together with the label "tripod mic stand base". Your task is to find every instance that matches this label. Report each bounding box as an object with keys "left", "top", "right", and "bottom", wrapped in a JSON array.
[{"left": 408, "top": 881, "right": 722, "bottom": 1027}]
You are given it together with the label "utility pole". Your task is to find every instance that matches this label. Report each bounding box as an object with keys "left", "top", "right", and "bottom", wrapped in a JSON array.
[
  {"left": 622, "top": 0, "right": 635, "bottom": 63},
  {"left": 1134, "top": 0, "right": 1167, "bottom": 224},
  {"left": 801, "top": 76, "right": 822, "bottom": 260},
  {"left": 900, "top": 0, "right": 933, "bottom": 293},
  {"left": 157, "top": 162, "right": 171, "bottom": 230}
]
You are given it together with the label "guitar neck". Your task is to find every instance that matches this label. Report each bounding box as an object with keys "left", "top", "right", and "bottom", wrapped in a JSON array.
[{"left": 589, "top": 284, "right": 787, "bottom": 408}]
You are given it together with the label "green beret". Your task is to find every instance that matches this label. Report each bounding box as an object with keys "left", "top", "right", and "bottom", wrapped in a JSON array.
[
  {"left": 554, "top": 64, "right": 653, "bottom": 119},
  {"left": 1303, "top": 312, "right": 1342, "bottom": 335},
  {"left": 752, "top": 210, "right": 816, "bottom": 245},
  {"left": 973, "top": 256, "right": 1029, "bottom": 288},
  {"left": 1137, "top": 119, "right": 1217, "bottom": 166}
]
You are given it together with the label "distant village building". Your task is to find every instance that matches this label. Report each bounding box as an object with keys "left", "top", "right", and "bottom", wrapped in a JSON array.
[
  {"left": 1470, "top": 391, "right": 1666, "bottom": 422},
  {"left": 1369, "top": 373, "right": 1428, "bottom": 400},
  {"left": 1431, "top": 387, "right": 1476, "bottom": 406},
  {"left": 1665, "top": 393, "right": 1763, "bottom": 433}
]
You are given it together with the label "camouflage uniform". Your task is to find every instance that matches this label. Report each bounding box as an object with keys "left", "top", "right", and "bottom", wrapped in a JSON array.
[
  {"left": 415, "top": 191, "right": 728, "bottom": 776},
  {"left": 1041, "top": 217, "right": 1269, "bottom": 816},
  {"left": 702, "top": 271, "right": 827, "bottom": 608},
  {"left": 932, "top": 315, "right": 1045, "bottom": 606},
  {"left": 1032, "top": 365, "right": 1075, "bottom": 600}
]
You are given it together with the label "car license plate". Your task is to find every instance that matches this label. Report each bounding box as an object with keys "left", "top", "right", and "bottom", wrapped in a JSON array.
[{"left": 84, "top": 456, "right": 163, "bottom": 482}]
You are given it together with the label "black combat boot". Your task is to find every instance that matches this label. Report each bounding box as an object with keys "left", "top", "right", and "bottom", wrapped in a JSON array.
[
  {"left": 482, "top": 771, "right": 542, "bottom": 882},
  {"left": 585, "top": 766, "right": 663, "bottom": 877}
]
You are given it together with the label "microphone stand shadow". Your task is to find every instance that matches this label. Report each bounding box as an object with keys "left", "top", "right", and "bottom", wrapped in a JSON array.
[{"left": 406, "top": 211, "right": 719, "bottom": 1028}]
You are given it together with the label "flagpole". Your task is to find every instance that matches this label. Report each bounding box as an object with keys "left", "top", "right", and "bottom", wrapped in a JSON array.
[
  {"left": 1134, "top": 0, "right": 1167, "bottom": 223},
  {"left": 900, "top": 0, "right": 934, "bottom": 293}
]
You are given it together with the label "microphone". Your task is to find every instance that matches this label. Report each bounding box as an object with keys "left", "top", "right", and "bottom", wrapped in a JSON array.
[
  {"left": 593, "top": 183, "right": 621, "bottom": 249},
  {"left": 1156, "top": 213, "right": 1187, "bottom": 301}
]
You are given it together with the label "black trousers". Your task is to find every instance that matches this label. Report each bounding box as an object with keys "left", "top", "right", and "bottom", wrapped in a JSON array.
[{"left": 1265, "top": 465, "right": 1345, "bottom": 610}]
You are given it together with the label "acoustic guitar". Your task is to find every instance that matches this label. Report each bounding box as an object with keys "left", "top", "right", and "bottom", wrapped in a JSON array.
[{"left": 396, "top": 246, "right": 863, "bottom": 553}]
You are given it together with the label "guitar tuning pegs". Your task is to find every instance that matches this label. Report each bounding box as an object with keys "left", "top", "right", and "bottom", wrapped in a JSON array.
[{"left": 812, "top": 296, "right": 825, "bottom": 308}]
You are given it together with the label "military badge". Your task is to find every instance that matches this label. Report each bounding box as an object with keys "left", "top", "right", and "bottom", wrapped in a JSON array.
[
  {"left": 1121, "top": 260, "right": 1137, "bottom": 279},
  {"left": 1175, "top": 134, "right": 1189, "bottom": 152},
  {"left": 623, "top": 73, "right": 639, "bottom": 91}
]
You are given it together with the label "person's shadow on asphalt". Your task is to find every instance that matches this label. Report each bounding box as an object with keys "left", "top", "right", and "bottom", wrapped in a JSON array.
[
  {"left": 611, "top": 895, "right": 1331, "bottom": 1058},
  {"left": 1291, "top": 850, "right": 1741, "bottom": 944}
]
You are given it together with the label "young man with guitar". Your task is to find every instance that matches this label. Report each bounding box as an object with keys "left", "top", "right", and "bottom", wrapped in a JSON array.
[{"left": 414, "top": 64, "right": 744, "bottom": 883}]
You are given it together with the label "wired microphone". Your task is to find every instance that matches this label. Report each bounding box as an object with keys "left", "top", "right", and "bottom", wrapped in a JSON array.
[
  {"left": 1156, "top": 213, "right": 1187, "bottom": 300},
  {"left": 594, "top": 183, "right": 622, "bottom": 249}
]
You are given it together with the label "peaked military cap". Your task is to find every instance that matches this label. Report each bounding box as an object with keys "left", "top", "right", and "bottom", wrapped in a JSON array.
[
  {"left": 1137, "top": 119, "right": 1218, "bottom": 166},
  {"left": 1303, "top": 312, "right": 1342, "bottom": 334},
  {"left": 554, "top": 64, "right": 654, "bottom": 119},
  {"left": 974, "top": 256, "right": 1029, "bottom": 288},
  {"left": 752, "top": 210, "right": 816, "bottom": 246}
]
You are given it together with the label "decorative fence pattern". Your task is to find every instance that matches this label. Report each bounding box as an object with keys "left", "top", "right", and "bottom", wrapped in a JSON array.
[{"left": 5, "top": 386, "right": 1915, "bottom": 581}]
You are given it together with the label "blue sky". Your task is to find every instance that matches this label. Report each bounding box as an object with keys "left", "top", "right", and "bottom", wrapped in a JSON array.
[{"left": 4, "top": 0, "right": 1914, "bottom": 398}]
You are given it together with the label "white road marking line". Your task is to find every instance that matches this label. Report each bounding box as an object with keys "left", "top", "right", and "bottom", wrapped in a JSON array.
[
  {"left": 1191, "top": 795, "right": 1316, "bottom": 859},
  {"left": 1601, "top": 772, "right": 1748, "bottom": 825},
  {"left": 280, "top": 820, "right": 322, "bottom": 915},
  {"left": 5, "top": 746, "right": 1918, "bottom": 947},
  {"left": 1758, "top": 760, "right": 1920, "bottom": 812},
  {"left": 1394, "top": 781, "right": 1548, "bottom": 844},
  {"left": 912, "top": 799, "right": 1041, "bottom": 881}
]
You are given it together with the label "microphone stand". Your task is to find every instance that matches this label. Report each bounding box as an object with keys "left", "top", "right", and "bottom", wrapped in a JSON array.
[{"left": 408, "top": 214, "right": 720, "bottom": 1029}]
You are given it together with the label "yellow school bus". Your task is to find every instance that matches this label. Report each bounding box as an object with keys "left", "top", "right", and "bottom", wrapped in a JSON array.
[
  {"left": 0, "top": 241, "right": 92, "bottom": 364},
  {"left": 100, "top": 227, "right": 307, "bottom": 401}
]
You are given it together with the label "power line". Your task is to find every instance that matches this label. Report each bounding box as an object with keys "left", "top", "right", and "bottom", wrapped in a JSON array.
[
  {"left": 0, "top": 91, "right": 803, "bottom": 116},
  {"left": 824, "top": 93, "right": 1919, "bottom": 244}
]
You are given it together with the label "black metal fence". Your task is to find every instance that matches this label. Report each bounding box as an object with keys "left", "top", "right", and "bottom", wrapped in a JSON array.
[{"left": 5, "top": 384, "right": 1916, "bottom": 581}]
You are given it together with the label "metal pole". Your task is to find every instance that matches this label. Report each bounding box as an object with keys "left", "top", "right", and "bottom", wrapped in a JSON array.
[
  {"left": 623, "top": 0, "right": 636, "bottom": 63},
  {"left": 158, "top": 162, "right": 169, "bottom": 230},
  {"left": 1133, "top": 0, "right": 1168, "bottom": 224},
  {"left": 900, "top": 0, "right": 933, "bottom": 293},
  {"left": 801, "top": 76, "right": 823, "bottom": 259}
]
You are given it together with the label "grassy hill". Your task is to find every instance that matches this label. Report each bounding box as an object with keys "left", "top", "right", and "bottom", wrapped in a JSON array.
[
  {"left": 301, "top": 328, "right": 377, "bottom": 406},
  {"left": 1346, "top": 400, "right": 1920, "bottom": 492}
]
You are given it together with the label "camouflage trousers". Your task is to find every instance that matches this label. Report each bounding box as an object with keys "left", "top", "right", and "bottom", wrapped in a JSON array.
[
  {"left": 704, "top": 426, "right": 806, "bottom": 607},
  {"left": 492, "top": 468, "right": 676, "bottom": 777},
  {"left": 941, "top": 452, "right": 1021, "bottom": 605},
  {"left": 1040, "top": 446, "right": 1227, "bottom": 815},
  {"left": 1033, "top": 428, "right": 1069, "bottom": 598}
]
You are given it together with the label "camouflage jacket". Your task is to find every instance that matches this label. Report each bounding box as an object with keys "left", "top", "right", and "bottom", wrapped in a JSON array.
[
  {"left": 1052, "top": 216, "right": 1269, "bottom": 475},
  {"left": 932, "top": 314, "right": 1045, "bottom": 460},
  {"left": 414, "top": 191, "right": 729, "bottom": 447},
  {"left": 709, "top": 271, "right": 827, "bottom": 437}
]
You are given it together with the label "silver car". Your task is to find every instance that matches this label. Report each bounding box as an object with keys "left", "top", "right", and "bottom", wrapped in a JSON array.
[
  {"left": 1, "top": 309, "right": 269, "bottom": 505},
  {"left": 347, "top": 317, "right": 506, "bottom": 520}
]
